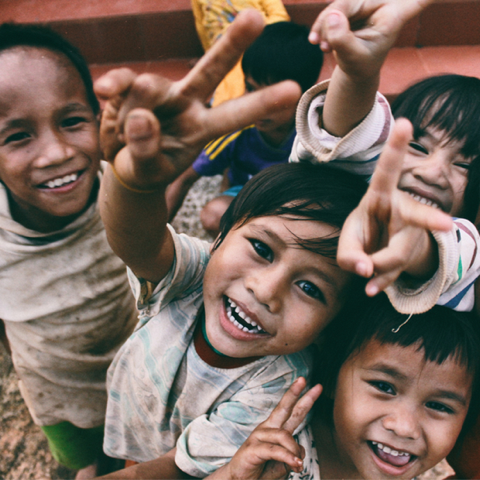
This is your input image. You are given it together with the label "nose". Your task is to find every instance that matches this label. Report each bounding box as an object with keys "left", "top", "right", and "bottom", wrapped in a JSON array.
[
  {"left": 35, "top": 129, "right": 75, "bottom": 168},
  {"left": 382, "top": 403, "right": 421, "bottom": 440},
  {"left": 413, "top": 151, "right": 450, "bottom": 189},
  {"left": 244, "top": 265, "right": 286, "bottom": 313}
]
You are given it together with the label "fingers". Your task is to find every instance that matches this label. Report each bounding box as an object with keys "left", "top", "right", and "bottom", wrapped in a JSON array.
[
  {"left": 263, "top": 378, "right": 321, "bottom": 436},
  {"left": 177, "top": 9, "right": 265, "bottom": 101},
  {"left": 94, "top": 68, "right": 138, "bottom": 103},
  {"left": 283, "top": 384, "right": 322, "bottom": 433},
  {"left": 124, "top": 109, "right": 162, "bottom": 162},
  {"left": 204, "top": 80, "right": 301, "bottom": 140},
  {"left": 369, "top": 118, "right": 413, "bottom": 197},
  {"left": 250, "top": 442, "right": 303, "bottom": 473},
  {"left": 337, "top": 210, "right": 376, "bottom": 278},
  {"left": 396, "top": 193, "right": 453, "bottom": 232}
]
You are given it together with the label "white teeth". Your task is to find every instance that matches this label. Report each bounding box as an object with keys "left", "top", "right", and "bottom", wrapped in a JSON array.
[
  {"left": 226, "top": 298, "right": 264, "bottom": 333},
  {"left": 408, "top": 192, "right": 440, "bottom": 210},
  {"left": 372, "top": 442, "right": 410, "bottom": 457},
  {"left": 45, "top": 173, "right": 78, "bottom": 189}
]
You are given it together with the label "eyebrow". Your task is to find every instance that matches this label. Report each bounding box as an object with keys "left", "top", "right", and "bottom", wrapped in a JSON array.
[
  {"left": 366, "top": 363, "right": 409, "bottom": 382},
  {"left": 366, "top": 362, "right": 469, "bottom": 406},
  {"left": 248, "top": 224, "right": 341, "bottom": 290},
  {"left": 0, "top": 118, "right": 28, "bottom": 138}
]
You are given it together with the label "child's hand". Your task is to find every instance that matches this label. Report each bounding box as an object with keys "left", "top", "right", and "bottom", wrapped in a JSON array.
[
  {"left": 208, "top": 378, "right": 322, "bottom": 480},
  {"left": 94, "top": 9, "right": 301, "bottom": 192},
  {"left": 309, "top": 0, "right": 435, "bottom": 80},
  {"left": 337, "top": 118, "right": 453, "bottom": 296}
]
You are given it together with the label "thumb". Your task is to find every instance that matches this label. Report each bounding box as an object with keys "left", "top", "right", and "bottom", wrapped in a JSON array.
[
  {"left": 124, "top": 108, "right": 162, "bottom": 161},
  {"left": 321, "top": 10, "right": 356, "bottom": 56}
]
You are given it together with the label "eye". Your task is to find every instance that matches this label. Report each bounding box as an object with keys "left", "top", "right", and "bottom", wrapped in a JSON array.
[
  {"left": 454, "top": 160, "right": 471, "bottom": 171},
  {"left": 408, "top": 141, "right": 429, "bottom": 155},
  {"left": 296, "top": 280, "right": 325, "bottom": 303},
  {"left": 62, "top": 116, "right": 88, "bottom": 128},
  {"left": 425, "top": 401, "right": 454, "bottom": 414},
  {"left": 249, "top": 239, "right": 273, "bottom": 262},
  {"left": 370, "top": 381, "right": 396, "bottom": 395},
  {"left": 4, "top": 131, "right": 31, "bottom": 144}
]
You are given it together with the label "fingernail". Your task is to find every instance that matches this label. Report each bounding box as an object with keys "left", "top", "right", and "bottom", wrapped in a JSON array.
[
  {"left": 328, "top": 12, "right": 341, "bottom": 27},
  {"left": 366, "top": 284, "right": 379, "bottom": 296},
  {"left": 308, "top": 32, "right": 319, "bottom": 44},
  {"left": 355, "top": 262, "right": 368, "bottom": 277}
]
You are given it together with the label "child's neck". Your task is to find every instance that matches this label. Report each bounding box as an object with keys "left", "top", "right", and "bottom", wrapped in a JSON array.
[
  {"left": 258, "top": 122, "right": 294, "bottom": 148},
  {"left": 312, "top": 414, "right": 362, "bottom": 479}
]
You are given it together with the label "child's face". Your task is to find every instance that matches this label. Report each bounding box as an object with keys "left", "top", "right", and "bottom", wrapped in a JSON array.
[
  {"left": 398, "top": 127, "right": 471, "bottom": 216},
  {"left": 0, "top": 48, "right": 101, "bottom": 232},
  {"left": 333, "top": 339, "right": 471, "bottom": 479},
  {"left": 244, "top": 76, "right": 296, "bottom": 136},
  {"left": 203, "top": 215, "right": 353, "bottom": 358}
]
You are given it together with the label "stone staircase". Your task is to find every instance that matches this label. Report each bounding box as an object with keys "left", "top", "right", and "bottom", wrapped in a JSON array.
[{"left": 2, "top": 0, "right": 480, "bottom": 99}]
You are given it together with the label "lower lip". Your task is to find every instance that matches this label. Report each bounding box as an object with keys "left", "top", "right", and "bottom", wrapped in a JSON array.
[
  {"left": 219, "top": 299, "right": 268, "bottom": 342},
  {"left": 38, "top": 171, "right": 84, "bottom": 194},
  {"left": 369, "top": 443, "right": 415, "bottom": 477}
]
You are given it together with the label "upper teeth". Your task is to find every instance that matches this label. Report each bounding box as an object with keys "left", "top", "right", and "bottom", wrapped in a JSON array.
[
  {"left": 46, "top": 173, "right": 78, "bottom": 189},
  {"left": 226, "top": 299, "right": 265, "bottom": 334},
  {"left": 408, "top": 192, "right": 440, "bottom": 210},
  {"left": 371, "top": 441, "right": 410, "bottom": 457}
]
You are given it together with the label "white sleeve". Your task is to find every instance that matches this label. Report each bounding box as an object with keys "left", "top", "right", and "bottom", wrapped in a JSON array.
[
  {"left": 386, "top": 219, "right": 480, "bottom": 314},
  {"left": 290, "top": 79, "right": 394, "bottom": 178}
]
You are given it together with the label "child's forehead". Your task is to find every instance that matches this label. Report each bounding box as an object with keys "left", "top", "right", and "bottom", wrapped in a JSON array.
[{"left": 0, "top": 46, "right": 79, "bottom": 83}]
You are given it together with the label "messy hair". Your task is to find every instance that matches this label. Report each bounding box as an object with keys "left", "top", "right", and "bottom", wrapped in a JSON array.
[
  {"left": 214, "top": 162, "right": 368, "bottom": 259},
  {"left": 392, "top": 75, "right": 480, "bottom": 220},
  {"left": 316, "top": 292, "right": 480, "bottom": 433},
  {"left": 0, "top": 23, "right": 99, "bottom": 115},
  {"left": 241, "top": 21, "right": 323, "bottom": 93}
]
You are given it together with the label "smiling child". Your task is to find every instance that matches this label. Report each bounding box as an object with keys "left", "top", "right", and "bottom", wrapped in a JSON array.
[
  {"left": 0, "top": 24, "right": 137, "bottom": 477},
  {"left": 91, "top": 11, "right": 372, "bottom": 478},
  {"left": 215, "top": 292, "right": 480, "bottom": 480}
]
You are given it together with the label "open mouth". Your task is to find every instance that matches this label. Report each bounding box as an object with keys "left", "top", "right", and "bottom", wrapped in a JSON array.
[
  {"left": 224, "top": 297, "right": 267, "bottom": 334},
  {"left": 406, "top": 192, "right": 441, "bottom": 210},
  {"left": 369, "top": 441, "right": 415, "bottom": 468},
  {"left": 38, "top": 171, "right": 82, "bottom": 189}
]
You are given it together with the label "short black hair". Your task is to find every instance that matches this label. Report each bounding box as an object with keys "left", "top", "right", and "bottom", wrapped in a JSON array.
[
  {"left": 316, "top": 292, "right": 480, "bottom": 434},
  {"left": 0, "top": 23, "right": 99, "bottom": 115},
  {"left": 392, "top": 74, "right": 480, "bottom": 221},
  {"left": 214, "top": 162, "right": 368, "bottom": 259},
  {"left": 241, "top": 21, "right": 323, "bottom": 93}
]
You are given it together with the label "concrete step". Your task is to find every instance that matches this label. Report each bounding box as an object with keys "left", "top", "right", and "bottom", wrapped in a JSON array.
[{"left": 2, "top": 0, "right": 480, "bottom": 99}]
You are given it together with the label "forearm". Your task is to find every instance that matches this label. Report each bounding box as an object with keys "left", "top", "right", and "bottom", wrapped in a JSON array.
[
  {"left": 99, "top": 165, "right": 174, "bottom": 283},
  {"left": 97, "top": 450, "right": 196, "bottom": 480},
  {"left": 322, "top": 66, "right": 379, "bottom": 137}
]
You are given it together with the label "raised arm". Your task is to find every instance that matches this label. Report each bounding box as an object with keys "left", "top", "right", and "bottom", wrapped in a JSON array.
[
  {"left": 310, "top": 0, "right": 435, "bottom": 137},
  {"left": 95, "top": 9, "right": 301, "bottom": 284},
  {"left": 337, "top": 118, "right": 453, "bottom": 297}
]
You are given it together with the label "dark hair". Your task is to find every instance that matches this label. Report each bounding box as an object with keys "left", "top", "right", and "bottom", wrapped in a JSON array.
[
  {"left": 0, "top": 23, "right": 99, "bottom": 115},
  {"left": 241, "top": 22, "right": 323, "bottom": 93},
  {"left": 316, "top": 292, "right": 480, "bottom": 433},
  {"left": 214, "top": 162, "right": 368, "bottom": 258},
  {"left": 392, "top": 74, "right": 480, "bottom": 221}
]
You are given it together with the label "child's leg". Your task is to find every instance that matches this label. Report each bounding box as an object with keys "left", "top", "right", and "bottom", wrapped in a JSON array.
[
  {"left": 200, "top": 192, "right": 237, "bottom": 236},
  {"left": 41, "top": 422, "right": 105, "bottom": 471}
]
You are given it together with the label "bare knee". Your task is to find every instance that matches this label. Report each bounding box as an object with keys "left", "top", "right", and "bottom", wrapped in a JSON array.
[{"left": 201, "top": 196, "right": 234, "bottom": 237}]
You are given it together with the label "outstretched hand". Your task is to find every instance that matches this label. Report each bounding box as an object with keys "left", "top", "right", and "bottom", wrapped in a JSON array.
[
  {"left": 208, "top": 378, "right": 322, "bottom": 480},
  {"left": 337, "top": 118, "right": 453, "bottom": 296},
  {"left": 94, "top": 9, "right": 301, "bottom": 191},
  {"left": 309, "top": 0, "right": 435, "bottom": 80}
]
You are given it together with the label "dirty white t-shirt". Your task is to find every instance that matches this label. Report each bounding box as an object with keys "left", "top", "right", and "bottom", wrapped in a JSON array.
[{"left": 0, "top": 180, "right": 137, "bottom": 428}]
